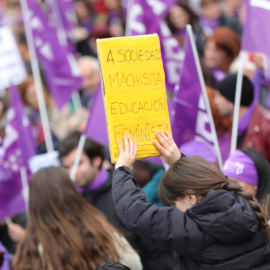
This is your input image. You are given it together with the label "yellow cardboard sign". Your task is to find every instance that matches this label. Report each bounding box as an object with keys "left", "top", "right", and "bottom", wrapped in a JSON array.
[{"left": 97, "top": 34, "right": 171, "bottom": 163}]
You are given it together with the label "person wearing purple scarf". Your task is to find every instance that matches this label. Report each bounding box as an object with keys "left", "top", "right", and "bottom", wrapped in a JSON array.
[
  {"left": 224, "top": 148, "right": 270, "bottom": 216},
  {"left": 214, "top": 74, "right": 270, "bottom": 162},
  {"left": 59, "top": 132, "right": 120, "bottom": 227}
]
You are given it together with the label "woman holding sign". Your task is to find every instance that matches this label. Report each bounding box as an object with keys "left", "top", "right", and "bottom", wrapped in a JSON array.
[{"left": 112, "top": 132, "right": 270, "bottom": 269}]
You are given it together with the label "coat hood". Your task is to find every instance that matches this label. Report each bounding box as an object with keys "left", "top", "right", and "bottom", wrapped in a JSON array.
[{"left": 187, "top": 189, "right": 259, "bottom": 244}]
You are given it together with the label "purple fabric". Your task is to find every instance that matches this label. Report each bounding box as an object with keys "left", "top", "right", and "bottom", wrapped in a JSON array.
[
  {"left": 223, "top": 150, "right": 258, "bottom": 186},
  {"left": 0, "top": 85, "right": 36, "bottom": 222},
  {"left": 0, "top": 241, "right": 10, "bottom": 270},
  {"left": 77, "top": 169, "right": 108, "bottom": 192},
  {"left": 218, "top": 132, "right": 231, "bottom": 164},
  {"left": 200, "top": 16, "right": 220, "bottom": 35},
  {"left": 48, "top": 0, "right": 76, "bottom": 34},
  {"left": 238, "top": 100, "right": 256, "bottom": 136},
  {"left": 179, "top": 140, "right": 216, "bottom": 163},
  {"left": 46, "top": 0, "right": 78, "bottom": 53},
  {"left": 109, "top": 12, "right": 122, "bottom": 23},
  {"left": 242, "top": 0, "right": 270, "bottom": 55},
  {"left": 84, "top": 82, "right": 109, "bottom": 146},
  {"left": 26, "top": 0, "right": 82, "bottom": 109},
  {"left": 172, "top": 32, "right": 214, "bottom": 148},
  {"left": 126, "top": 0, "right": 182, "bottom": 91},
  {"left": 211, "top": 68, "right": 227, "bottom": 83},
  {"left": 176, "top": 28, "right": 186, "bottom": 37}
]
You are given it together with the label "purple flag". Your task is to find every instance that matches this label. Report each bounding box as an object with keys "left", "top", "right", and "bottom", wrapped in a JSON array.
[
  {"left": 47, "top": 0, "right": 76, "bottom": 36},
  {"left": 46, "top": 0, "right": 77, "bottom": 54},
  {"left": 0, "top": 85, "right": 36, "bottom": 221},
  {"left": 172, "top": 32, "right": 215, "bottom": 150},
  {"left": 84, "top": 82, "right": 109, "bottom": 146},
  {"left": 126, "top": 0, "right": 182, "bottom": 91},
  {"left": 242, "top": 0, "right": 270, "bottom": 55},
  {"left": 26, "top": 0, "right": 82, "bottom": 109}
]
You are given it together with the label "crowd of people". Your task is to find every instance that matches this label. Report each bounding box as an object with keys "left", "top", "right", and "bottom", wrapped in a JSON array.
[{"left": 0, "top": 0, "right": 270, "bottom": 269}]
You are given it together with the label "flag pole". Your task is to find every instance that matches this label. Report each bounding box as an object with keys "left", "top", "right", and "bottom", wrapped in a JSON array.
[
  {"left": 20, "top": 166, "right": 29, "bottom": 214},
  {"left": 45, "top": 0, "right": 82, "bottom": 110},
  {"left": 230, "top": 51, "right": 244, "bottom": 155},
  {"left": 70, "top": 134, "right": 86, "bottom": 181},
  {"left": 186, "top": 25, "right": 223, "bottom": 169},
  {"left": 20, "top": 0, "right": 54, "bottom": 153}
]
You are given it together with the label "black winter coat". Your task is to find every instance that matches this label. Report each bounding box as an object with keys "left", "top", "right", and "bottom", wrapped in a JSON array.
[
  {"left": 80, "top": 172, "right": 122, "bottom": 229},
  {"left": 81, "top": 171, "right": 174, "bottom": 269},
  {"left": 112, "top": 166, "right": 270, "bottom": 270}
]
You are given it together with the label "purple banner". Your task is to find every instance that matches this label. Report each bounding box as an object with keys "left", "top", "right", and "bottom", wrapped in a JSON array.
[
  {"left": 47, "top": 0, "right": 76, "bottom": 35},
  {"left": 126, "top": 0, "right": 182, "bottom": 92},
  {"left": 46, "top": 0, "right": 77, "bottom": 54},
  {"left": 172, "top": 32, "right": 214, "bottom": 149},
  {"left": 0, "top": 85, "right": 36, "bottom": 221},
  {"left": 242, "top": 0, "right": 270, "bottom": 55},
  {"left": 26, "top": 0, "right": 82, "bottom": 109}
]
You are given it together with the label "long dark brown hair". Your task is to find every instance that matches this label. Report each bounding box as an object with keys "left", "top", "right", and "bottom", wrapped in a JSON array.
[
  {"left": 159, "top": 156, "right": 270, "bottom": 245},
  {"left": 12, "top": 167, "right": 122, "bottom": 270}
]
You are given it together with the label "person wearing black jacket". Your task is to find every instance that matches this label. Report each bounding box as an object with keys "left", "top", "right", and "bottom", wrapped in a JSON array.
[{"left": 112, "top": 131, "right": 270, "bottom": 270}]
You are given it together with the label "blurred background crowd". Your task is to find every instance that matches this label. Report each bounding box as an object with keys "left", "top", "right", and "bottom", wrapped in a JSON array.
[{"left": 0, "top": 0, "right": 270, "bottom": 269}]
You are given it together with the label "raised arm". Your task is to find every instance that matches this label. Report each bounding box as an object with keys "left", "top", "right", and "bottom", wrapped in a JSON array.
[
  {"left": 112, "top": 132, "right": 203, "bottom": 255},
  {"left": 115, "top": 131, "right": 181, "bottom": 169},
  {"left": 153, "top": 130, "right": 181, "bottom": 165}
]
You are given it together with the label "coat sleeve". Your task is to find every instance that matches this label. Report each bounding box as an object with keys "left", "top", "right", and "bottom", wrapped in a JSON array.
[{"left": 112, "top": 166, "right": 204, "bottom": 256}]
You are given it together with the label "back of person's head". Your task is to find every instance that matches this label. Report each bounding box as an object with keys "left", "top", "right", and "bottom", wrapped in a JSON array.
[
  {"left": 159, "top": 156, "right": 270, "bottom": 244},
  {"left": 96, "top": 262, "right": 131, "bottom": 270},
  {"left": 216, "top": 74, "right": 254, "bottom": 107},
  {"left": 59, "top": 132, "right": 104, "bottom": 167},
  {"left": 12, "top": 167, "right": 121, "bottom": 270}
]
